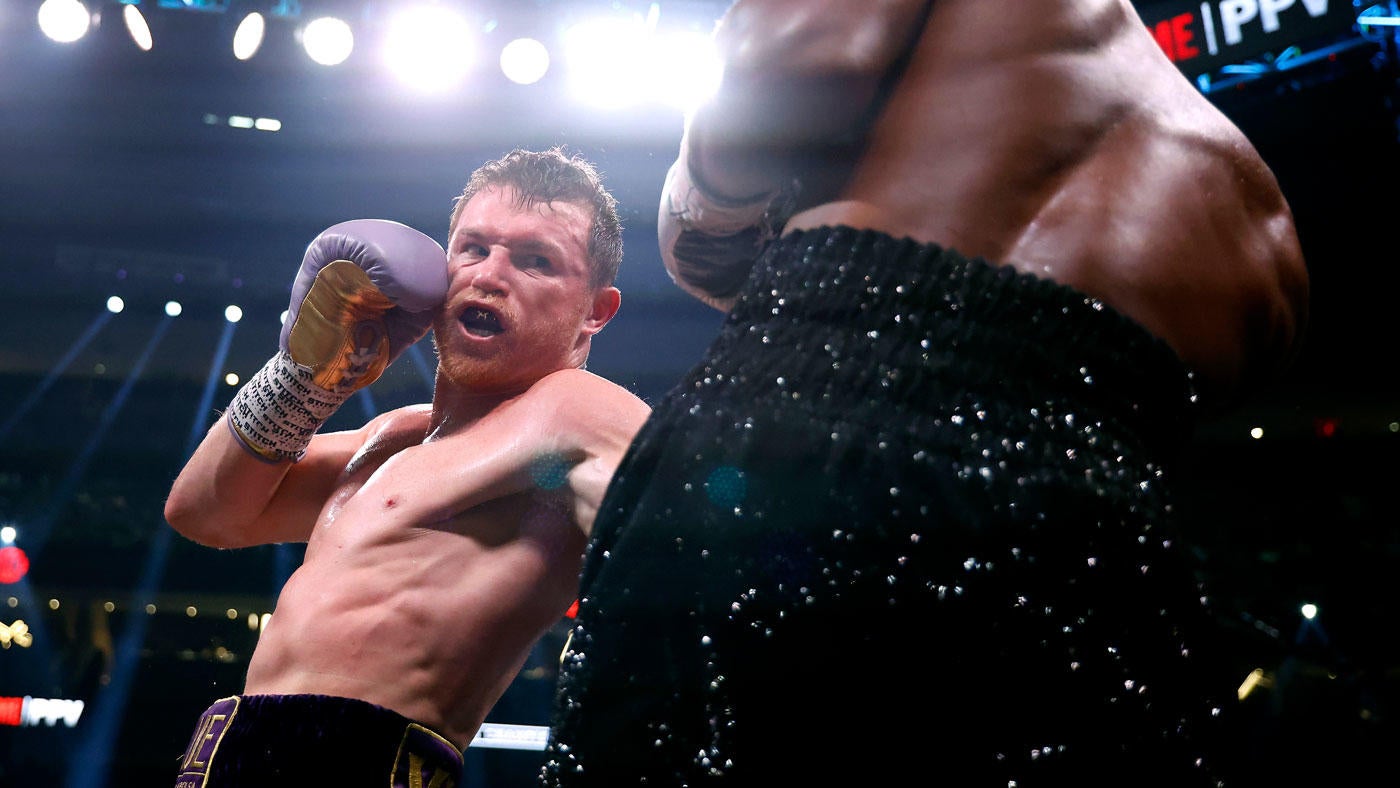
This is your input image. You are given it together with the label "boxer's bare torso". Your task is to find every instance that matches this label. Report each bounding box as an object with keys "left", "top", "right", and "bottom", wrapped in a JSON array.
[
  {"left": 687, "top": 0, "right": 1309, "bottom": 406},
  {"left": 242, "top": 368, "right": 645, "bottom": 748},
  {"left": 166, "top": 157, "right": 644, "bottom": 763}
]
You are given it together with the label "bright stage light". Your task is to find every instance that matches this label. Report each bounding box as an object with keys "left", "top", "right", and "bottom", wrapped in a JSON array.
[
  {"left": 224, "top": 305, "right": 242, "bottom": 323},
  {"left": 501, "top": 37, "right": 549, "bottom": 86},
  {"left": 0, "top": 526, "right": 15, "bottom": 545},
  {"left": 165, "top": 301, "right": 182, "bottom": 317},
  {"left": 233, "top": 12, "right": 266, "bottom": 61},
  {"left": 651, "top": 30, "right": 721, "bottom": 113},
  {"left": 563, "top": 17, "right": 648, "bottom": 108},
  {"left": 383, "top": 5, "right": 475, "bottom": 94},
  {"left": 106, "top": 296, "right": 124, "bottom": 313},
  {"left": 123, "top": 4, "right": 152, "bottom": 52},
  {"left": 302, "top": 16, "right": 354, "bottom": 66},
  {"left": 562, "top": 17, "right": 718, "bottom": 111},
  {"left": 224, "top": 372, "right": 240, "bottom": 386},
  {"left": 37, "top": 0, "right": 90, "bottom": 44}
]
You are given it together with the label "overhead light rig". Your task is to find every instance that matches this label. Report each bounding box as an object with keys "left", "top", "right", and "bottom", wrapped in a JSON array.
[{"left": 25, "top": 0, "right": 726, "bottom": 111}]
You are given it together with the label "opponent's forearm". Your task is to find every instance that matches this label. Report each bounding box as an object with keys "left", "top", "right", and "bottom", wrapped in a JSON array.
[{"left": 676, "top": 0, "right": 929, "bottom": 213}]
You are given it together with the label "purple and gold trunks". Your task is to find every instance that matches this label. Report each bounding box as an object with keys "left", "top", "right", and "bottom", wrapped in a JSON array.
[{"left": 176, "top": 694, "right": 463, "bottom": 787}]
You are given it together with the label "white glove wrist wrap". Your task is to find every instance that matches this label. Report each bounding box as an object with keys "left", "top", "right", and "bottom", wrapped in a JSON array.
[
  {"left": 226, "top": 350, "right": 350, "bottom": 463},
  {"left": 664, "top": 158, "right": 774, "bottom": 237}
]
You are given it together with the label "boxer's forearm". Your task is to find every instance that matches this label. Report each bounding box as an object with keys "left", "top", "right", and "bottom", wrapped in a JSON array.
[{"left": 164, "top": 417, "right": 295, "bottom": 548}]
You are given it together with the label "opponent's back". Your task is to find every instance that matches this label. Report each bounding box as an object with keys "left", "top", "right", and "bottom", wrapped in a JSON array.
[{"left": 708, "top": 0, "right": 1309, "bottom": 406}]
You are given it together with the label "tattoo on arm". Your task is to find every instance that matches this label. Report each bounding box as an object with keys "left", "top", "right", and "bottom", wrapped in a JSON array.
[
  {"left": 670, "top": 225, "right": 767, "bottom": 301},
  {"left": 664, "top": 179, "right": 800, "bottom": 301}
]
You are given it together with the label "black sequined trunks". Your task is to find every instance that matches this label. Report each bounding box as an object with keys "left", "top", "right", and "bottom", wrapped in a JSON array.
[
  {"left": 544, "top": 226, "right": 1234, "bottom": 786},
  {"left": 174, "top": 694, "right": 463, "bottom": 788}
]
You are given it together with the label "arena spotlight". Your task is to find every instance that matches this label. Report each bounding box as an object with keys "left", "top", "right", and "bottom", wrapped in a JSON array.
[
  {"left": 301, "top": 15, "right": 354, "bottom": 66},
  {"left": 232, "top": 12, "right": 265, "bottom": 61},
  {"left": 652, "top": 29, "right": 721, "bottom": 113},
  {"left": 165, "top": 301, "right": 182, "bottom": 317},
  {"left": 562, "top": 16, "right": 650, "bottom": 108},
  {"left": 106, "top": 296, "right": 124, "bottom": 313},
  {"left": 37, "top": 0, "right": 91, "bottom": 44},
  {"left": 224, "top": 305, "right": 243, "bottom": 323},
  {"left": 383, "top": 5, "right": 475, "bottom": 94},
  {"left": 500, "top": 37, "right": 549, "bottom": 85},
  {"left": 122, "top": 3, "right": 152, "bottom": 51}
]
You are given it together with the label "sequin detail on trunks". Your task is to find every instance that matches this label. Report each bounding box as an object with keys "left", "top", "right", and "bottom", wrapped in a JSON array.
[{"left": 544, "top": 227, "right": 1230, "bottom": 787}]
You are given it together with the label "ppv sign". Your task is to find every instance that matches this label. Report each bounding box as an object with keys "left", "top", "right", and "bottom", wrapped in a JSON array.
[
  {"left": 1138, "top": 0, "right": 1358, "bottom": 77},
  {"left": 0, "top": 695, "right": 85, "bottom": 727}
]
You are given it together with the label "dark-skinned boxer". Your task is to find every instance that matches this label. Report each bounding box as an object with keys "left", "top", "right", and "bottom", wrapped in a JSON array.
[{"left": 544, "top": 2, "right": 1309, "bottom": 786}]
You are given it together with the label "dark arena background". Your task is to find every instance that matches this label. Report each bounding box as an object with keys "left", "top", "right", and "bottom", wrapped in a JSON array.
[{"left": 0, "top": 1, "right": 1396, "bottom": 785}]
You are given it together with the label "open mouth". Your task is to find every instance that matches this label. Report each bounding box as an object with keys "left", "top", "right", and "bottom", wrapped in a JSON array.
[{"left": 460, "top": 306, "right": 504, "bottom": 337}]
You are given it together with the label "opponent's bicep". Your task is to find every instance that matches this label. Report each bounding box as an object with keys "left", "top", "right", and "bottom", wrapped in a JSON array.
[{"left": 717, "top": 0, "right": 933, "bottom": 77}]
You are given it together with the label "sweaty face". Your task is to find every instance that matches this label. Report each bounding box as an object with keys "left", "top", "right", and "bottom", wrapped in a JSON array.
[{"left": 434, "top": 185, "right": 617, "bottom": 394}]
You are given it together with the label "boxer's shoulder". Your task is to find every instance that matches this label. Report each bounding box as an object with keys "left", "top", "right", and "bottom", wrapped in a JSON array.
[
  {"left": 339, "top": 405, "right": 432, "bottom": 479},
  {"left": 528, "top": 369, "right": 650, "bottom": 425}
]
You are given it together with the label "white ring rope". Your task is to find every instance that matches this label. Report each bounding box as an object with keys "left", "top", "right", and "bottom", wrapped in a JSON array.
[{"left": 470, "top": 722, "right": 550, "bottom": 751}]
